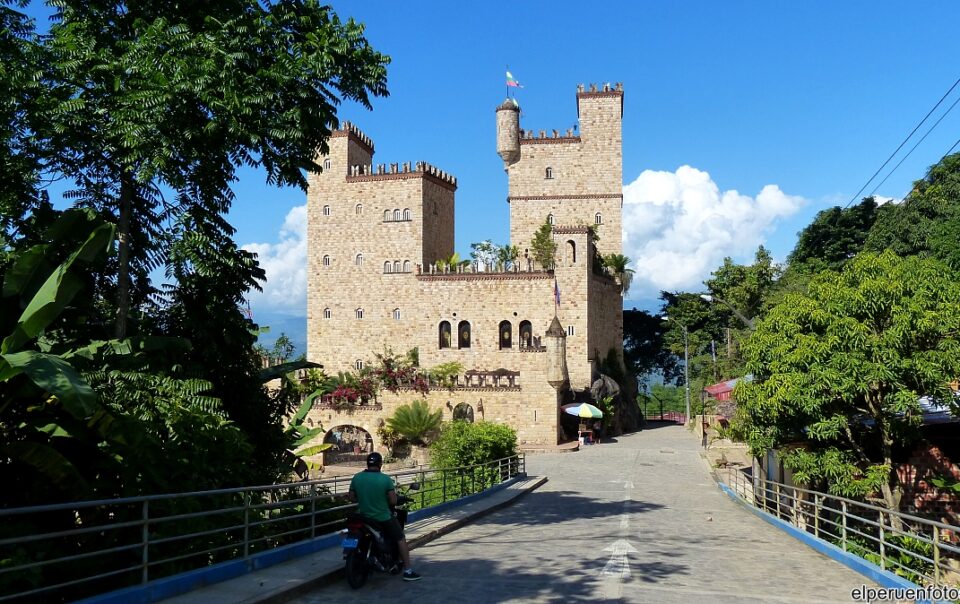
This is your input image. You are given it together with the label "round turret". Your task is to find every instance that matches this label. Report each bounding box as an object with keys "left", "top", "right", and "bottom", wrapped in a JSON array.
[
  {"left": 544, "top": 316, "right": 568, "bottom": 389},
  {"left": 496, "top": 99, "right": 521, "bottom": 169}
]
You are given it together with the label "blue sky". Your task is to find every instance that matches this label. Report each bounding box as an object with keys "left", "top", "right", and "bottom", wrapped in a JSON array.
[{"left": 22, "top": 2, "right": 960, "bottom": 333}]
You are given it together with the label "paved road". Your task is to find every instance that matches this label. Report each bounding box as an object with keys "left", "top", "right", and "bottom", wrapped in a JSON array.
[{"left": 292, "top": 425, "right": 871, "bottom": 603}]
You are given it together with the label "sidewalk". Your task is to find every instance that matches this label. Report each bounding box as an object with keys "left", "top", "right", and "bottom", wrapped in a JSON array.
[{"left": 159, "top": 475, "right": 547, "bottom": 604}]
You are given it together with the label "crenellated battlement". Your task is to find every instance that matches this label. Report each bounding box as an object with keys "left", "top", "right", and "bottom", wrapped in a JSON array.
[
  {"left": 331, "top": 120, "right": 375, "bottom": 154},
  {"left": 576, "top": 82, "right": 624, "bottom": 96},
  {"left": 346, "top": 160, "right": 457, "bottom": 189},
  {"left": 520, "top": 127, "right": 580, "bottom": 145}
]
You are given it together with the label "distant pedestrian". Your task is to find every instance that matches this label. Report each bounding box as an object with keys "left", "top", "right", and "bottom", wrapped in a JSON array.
[{"left": 593, "top": 421, "right": 602, "bottom": 443}]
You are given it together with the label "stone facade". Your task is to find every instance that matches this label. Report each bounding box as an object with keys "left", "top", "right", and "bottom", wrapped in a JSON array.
[{"left": 305, "top": 83, "right": 625, "bottom": 450}]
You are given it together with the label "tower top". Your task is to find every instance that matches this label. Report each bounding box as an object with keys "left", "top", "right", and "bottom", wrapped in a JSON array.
[{"left": 496, "top": 98, "right": 520, "bottom": 112}]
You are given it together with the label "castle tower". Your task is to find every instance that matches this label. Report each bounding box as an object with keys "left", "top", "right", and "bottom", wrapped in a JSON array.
[
  {"left": 496, "top": 99, "right": 521, "bottom": 169},
  {"left": 545, "top": 316, "right": 568, "bottom": 389}
]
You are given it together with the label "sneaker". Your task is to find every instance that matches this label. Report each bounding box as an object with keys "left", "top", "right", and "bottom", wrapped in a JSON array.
[{"left": 402, "top": 569, "right": 422, "bottom": 582}]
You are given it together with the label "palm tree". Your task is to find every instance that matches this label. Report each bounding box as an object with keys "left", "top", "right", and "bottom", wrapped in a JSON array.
[
  {"left": 435, "top": 252, "right": 470, "bottom": 273},
  {"left": 603, "top": 253, "right": 635, "bottom": 295},
  {"left": 496, "top": 244, "right": 520, "bottom": 271},
  {"left": 386, "top": 400, "right": 442, "bottom": 445}
]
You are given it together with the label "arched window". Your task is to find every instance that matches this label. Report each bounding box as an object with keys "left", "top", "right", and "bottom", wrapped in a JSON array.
[
  {"left": 403, "top": 260, "right": 411, "bottom": 273},
  {"left": 322, "top": 205, "right": 331, "bottom": 216},
  {"left": 384, "top": 261, "right": 392, "bottom": 273},
  {"left": 453, "top": 403, "right": 474, "bottom": 423},
  {"left": 356, "top": 203, "right": 363, "bottom": 215},
  {"left": 323, "top": 159, "right": 331, "bottom": 170},
  {"left": 595, "top": 212, "right": 603, "bottom": 225},
  {"left": 439, "top": 321, "right": 452, "bottom": 349},
  {"left": 547, "top": 213, "right": 554, "bottom": 225},
  {"left": 355, "top": 253, "right": 363, "bottom": 266},
  {"left": 519, "top": 320, "right": 532, "bottom": 348},
  {"left": 403, "top": 208, "right": 411, "bottom": 220},
  {"left": 323, "top": 308, "right": 331, "bottom": 319},
  {"left": 393, "top": 209, "right": 401, "bottom": 221},
  {"left": 393, "top": 308, "right": 401, "bottom": 320},
  {"left": 323, "top": 255, "right": 331, "bottom": 266},
  {"left": 393, "top": 260, "right": 401, "bottom": 273},
  {"left": 499, "top": 320, "right": 512, "bottom": 350},
  {"left": 355, "top": 308, "right": 363, "bottom": 319},
  {"left": 458, "top": 321, "right": 471, "bottom": 349},
  {"left": 384, "top": 209, "right": 391, "bottom": 221},
  {"left": 355, "top": 359, "right": 364, "bottom": 371},
  {"left": 545, "top": 167, "right": 553, "bottom": 179}
]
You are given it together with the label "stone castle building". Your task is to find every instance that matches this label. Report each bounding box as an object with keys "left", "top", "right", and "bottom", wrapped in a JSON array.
[{"left": 305, "top": 83, "right": 625, "bottom": 450}]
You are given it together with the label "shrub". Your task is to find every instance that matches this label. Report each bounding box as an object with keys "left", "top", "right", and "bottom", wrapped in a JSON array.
[
  {"left": 430, "top": 421, "right": 518, "bottom": 469},
  {"left": 385, "top": 400, "right": 442, "bottom": 445}
]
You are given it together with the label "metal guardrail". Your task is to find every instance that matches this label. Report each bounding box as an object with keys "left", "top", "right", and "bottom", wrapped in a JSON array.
[
  {"left": 643, "top": 412, "right": 687, "bottom": 424},
  {"left": 719, "top": 467, "right": 960, "bottom": 588},
  {"left": 0, "top": 454, "right": 525, "bottom": 603}
]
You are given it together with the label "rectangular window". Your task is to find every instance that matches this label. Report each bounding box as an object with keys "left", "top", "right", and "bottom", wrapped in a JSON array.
[{"left": 567, "top": 325, "right": 575, "bottom": 336}]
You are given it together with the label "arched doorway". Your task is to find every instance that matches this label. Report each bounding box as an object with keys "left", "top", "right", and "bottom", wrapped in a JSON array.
[{"left": 324, "top": 425, "right": 374, "bottom": 465}]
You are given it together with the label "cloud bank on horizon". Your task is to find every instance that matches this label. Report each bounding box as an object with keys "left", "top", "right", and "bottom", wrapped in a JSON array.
[
  {"left": 242, "top": 204, "right": 307, "bottom": 313},
  {"left": 244, "top": 166, "right": 807, "bottom": 314},
  {"left": 622, "top": 166, "right": 806, "bottom": 300}
]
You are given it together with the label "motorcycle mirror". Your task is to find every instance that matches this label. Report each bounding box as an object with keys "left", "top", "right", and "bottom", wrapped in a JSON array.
[{"left": 409, "top": 482, "right": 420, "bottom": 491}]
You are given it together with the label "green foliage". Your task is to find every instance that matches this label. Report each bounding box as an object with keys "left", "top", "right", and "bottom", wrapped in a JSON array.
[
  {"left": 864, "top": 153, "right": 960, "bottom": 271},
  {"left": 788, "top": 198, "right": 878, "bottom": 272},
  {"left": 429, "top": 361, "right": 464, "bottom": 390},
  {"left": 843, "top": 534, "right": 934, "bottom": 584},
  {"left": 929, "top": 475, "right": 960, "bottom": 493},
  {"left": 530, "top": 219, "right": 557, "bottom": 270},
  {"left": 623, "top": 309, "right": 680, "bottom": 383},
  {"left": 429, "top": 421, "right": 518, "bottom": 470},
  {"left": 435, "top": 252, "right": 470, "bottom": 272},
  {"left": 602, "top": 253, "right": 635, "bottom": 295},
  {"left": 386, "top": 400, "right": 442, "bottom": 445},
  {"left": 734, "top": 251, "right": 960, "bottom": 511}
]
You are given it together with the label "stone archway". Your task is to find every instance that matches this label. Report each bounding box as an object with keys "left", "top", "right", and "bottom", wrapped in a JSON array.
[
  {"left": 323, "top": 424, "right": 375, "bottom": 465},
  {"left": 453, "top": 402, "right": 475, "bottom": 423}
]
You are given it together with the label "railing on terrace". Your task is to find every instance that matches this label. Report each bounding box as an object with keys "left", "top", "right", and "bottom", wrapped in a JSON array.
[
  {"left": 643, "top": 411, "right": 687, "bottom": 424},
  {"left": 719, "top": 467, "right": 960, "bottom": 588},
  {"left": 0, "top": 455, "right": 525, "bottom": 603}
]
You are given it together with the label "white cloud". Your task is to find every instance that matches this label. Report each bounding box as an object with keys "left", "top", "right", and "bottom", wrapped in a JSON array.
[
  {"left": 872, "top": 194, "right": 903, "bottom": 206},
  {"left": 622, "top": 166, "right": 805, "bottom": 299},
  {"left": 242, "top": 205, "right": 307, "bottom": 313}
]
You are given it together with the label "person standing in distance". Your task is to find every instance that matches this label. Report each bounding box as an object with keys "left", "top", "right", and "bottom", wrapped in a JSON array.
[{"left": 347, "top": 452, "right": 422, "bottom": 581}]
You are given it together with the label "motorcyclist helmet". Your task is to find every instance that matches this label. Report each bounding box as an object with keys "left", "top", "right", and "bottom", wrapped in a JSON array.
[{"left": 366, "top": 452, "right": 383, "bottom": 467}]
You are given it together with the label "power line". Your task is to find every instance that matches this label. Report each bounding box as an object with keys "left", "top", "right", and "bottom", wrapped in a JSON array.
[
  {"left": 868, "top": 93, "right": 960, "bottom": 198},
  {"left": 846, "top": 75, "right": 960, "bottom": 208}
]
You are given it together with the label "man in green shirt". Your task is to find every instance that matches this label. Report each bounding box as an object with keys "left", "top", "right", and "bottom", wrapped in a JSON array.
[{"left": 348, "top": 452, "right": 421, "bottom": 581}]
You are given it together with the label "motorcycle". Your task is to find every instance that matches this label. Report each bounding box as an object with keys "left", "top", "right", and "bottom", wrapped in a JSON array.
[{"left": 341, "top": 483, "right": 419, "bottom": 589}]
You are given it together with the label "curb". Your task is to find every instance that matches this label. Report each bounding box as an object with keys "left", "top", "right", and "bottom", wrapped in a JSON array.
[{"left": 249, "top": 475, "right": 548, "bottom": 604}]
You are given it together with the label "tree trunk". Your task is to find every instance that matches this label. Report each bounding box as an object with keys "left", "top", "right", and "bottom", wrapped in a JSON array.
[
  {"left": 114, "top": 174, "right": 133, "bottom": 339},
  {"left": 879, "top": 425, "right": 904, "bottom": 531}
]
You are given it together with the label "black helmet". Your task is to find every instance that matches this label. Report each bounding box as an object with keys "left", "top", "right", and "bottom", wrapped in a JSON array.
[{"left": 366, "top": 452, "right": 383, "bottom": 467}]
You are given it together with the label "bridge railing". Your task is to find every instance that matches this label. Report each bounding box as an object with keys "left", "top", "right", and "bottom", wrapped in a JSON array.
[
  {"left": 720, "top": 467, "right": 960, "bottom": 588},
  {"left": 0, "top": 454, "right": 525, "bottom": 603}
]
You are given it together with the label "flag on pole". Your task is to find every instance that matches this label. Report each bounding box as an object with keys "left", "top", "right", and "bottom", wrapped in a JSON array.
[
  {"left": 554, "top": 278, "right": 561, "bottom": 306},
  {"left": 506, "top": 71, "right": 523, "bottom": 88}
]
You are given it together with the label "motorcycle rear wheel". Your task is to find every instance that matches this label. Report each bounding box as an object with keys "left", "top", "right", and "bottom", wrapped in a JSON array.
[{"left": 345, "top": 550, "right": 368, "bottom": 589}]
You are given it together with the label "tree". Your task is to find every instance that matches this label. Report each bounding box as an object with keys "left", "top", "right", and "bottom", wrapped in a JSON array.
[
  {"left": 788, "top": 198, "right": 878, "bottom": 272},
  {"left": 530, "top": 219, "right": 557, "bottom": 270},
  {"left": 602, "top": 253, "right": 634, "bottom": 295},
  {"left": 734, "top": 251, "right": 960, "bottom": 521},
  {"left": 864, "top": 153, "right": 960, "bottom": 271},
  {"left": 38, "top": 0, "right": 389, "bottom": 338},
  {"left": 469, "top": 240, "right": 497, "bottom": 270},
  {"left": 622, "top": 309, "right": 680, "bottom": 383},
  {"left": 386, "top": 400, "right": 442, "bottom": 445},
  {"left": 496, "top": 244, "right": 520, "bottom": 271}
]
